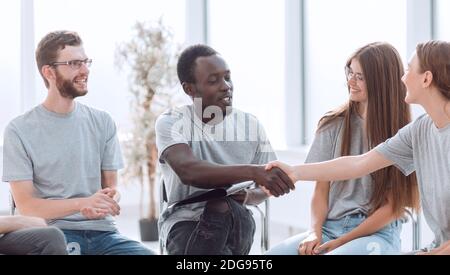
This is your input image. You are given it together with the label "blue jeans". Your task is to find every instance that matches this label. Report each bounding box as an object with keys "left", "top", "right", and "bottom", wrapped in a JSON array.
[
  {"left": 166, "top": 197, "right": 256, "bottom": 255},
  {"left": 266, "top": 213, "right": 402, "bottom": 255},
  {"left": 62, "top": 230, "right": 155, "bottom": 255}
]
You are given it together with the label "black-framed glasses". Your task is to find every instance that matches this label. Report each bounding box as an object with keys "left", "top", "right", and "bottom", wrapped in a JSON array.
[
  {"left": 51, "top": 58, "right": 92, "bottom": 70},
  {"left": 345, "top": 66, "right": 364, "bottom": 82}
]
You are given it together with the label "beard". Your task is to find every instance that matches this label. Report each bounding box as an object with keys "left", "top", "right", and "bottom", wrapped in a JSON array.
[{"left": 55, "top": 71, "right": 88, "bottom": 99}]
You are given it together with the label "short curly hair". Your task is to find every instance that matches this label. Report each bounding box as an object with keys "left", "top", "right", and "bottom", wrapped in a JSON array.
[{"left": 177, "top": 44, "right": 218, "bottom": 84}]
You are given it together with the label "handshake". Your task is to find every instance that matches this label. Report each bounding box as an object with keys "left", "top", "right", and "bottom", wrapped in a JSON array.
[
  {"left": 79, "top": 188, "right": 121, "bottom": 220},
  {"left": 255, "top": 161, "right": 297, "bottom": 197}
]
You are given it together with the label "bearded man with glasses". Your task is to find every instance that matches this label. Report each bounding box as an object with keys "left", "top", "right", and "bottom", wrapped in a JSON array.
[{"left": 2, "top": 31, "right": 155, "bottom": 255}]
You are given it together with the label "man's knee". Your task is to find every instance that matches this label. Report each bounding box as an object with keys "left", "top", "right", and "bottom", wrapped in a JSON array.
[
  {"left": 37, "top": 227, "right": 68, "bottom": 255},
  {"left": 205, "top": 198, "right": 230, "bottom": 213}
]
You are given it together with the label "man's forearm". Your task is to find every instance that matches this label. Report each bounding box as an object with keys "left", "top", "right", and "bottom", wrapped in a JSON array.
[
  {"left": 178, "top": 161, "right": 259, "bottom": 189},
  {"left": 0, "top": 216, "right": 47, "bottom": 234},
  {"left": 0, "top": 216, "right": 20, "bottom": 234},
  {"left": 18, "top": 197, "right": 86, "bottom": 220},
  {"left": 101, "top": 170, "right": 120, "bottom": 202}
]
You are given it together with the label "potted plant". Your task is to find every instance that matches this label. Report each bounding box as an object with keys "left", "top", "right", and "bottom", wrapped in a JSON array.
[{"left": 115, "top": 19, "right": 180, "bottom": 241}]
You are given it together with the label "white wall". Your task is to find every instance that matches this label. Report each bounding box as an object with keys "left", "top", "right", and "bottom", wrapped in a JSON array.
[
  {"left": 208, "top": 0, "right": 287, "bottom": 149},
  {"left": 32, "top": 0, "right": 187, "bottom": 133},
  {"left": 0, "top": 1, "right": 21, "bottom": 143},
  {"left": 436, "top": 0, "right": 450, "bottom": 40},
  {"left": 304, "top": 0, "right": 409, "bottom": 143}
]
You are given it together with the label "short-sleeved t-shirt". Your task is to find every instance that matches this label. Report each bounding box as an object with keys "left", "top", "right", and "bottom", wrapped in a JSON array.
[
  {"left": 155, "top": 105, "right": 276, "bottom": 243},
  {"left": 306, "top": 114, "right": 375, "bottom": 220},
  {"left": 2, "top": 102, "right": 123, "bottom": 231},
  {"left": 376, "top": 114, "right": 450, "bottom": 247}
]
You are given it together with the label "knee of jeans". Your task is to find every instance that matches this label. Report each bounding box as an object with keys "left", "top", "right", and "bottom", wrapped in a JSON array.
[
  {"left": 40, "top": 227, "right": 66, "bottom": 243},
  {"left": 205, "top": 198, "right": 230, "bottom": 214},
  {"left": 40, "top": 227, "right": 68, "bottom": 255}
]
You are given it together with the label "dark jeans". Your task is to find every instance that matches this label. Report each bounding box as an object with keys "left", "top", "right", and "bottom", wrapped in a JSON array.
[
  {"left": 166, "top": 197, "right": 256, "bottom": 255},
  {"left": 0, "top": 227, "right": 68, "bottom": 255}
]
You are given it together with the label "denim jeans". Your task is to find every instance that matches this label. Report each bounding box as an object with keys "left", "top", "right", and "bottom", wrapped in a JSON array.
[
  {"left": 62, "top": 229, "right": 155, "bottom": 255},
  {"left": 166, "top": 197, "right": 256, "bottom": 255},
  {"left": 0, "top": 227, "right": 68, "bottom": 255},
  {"left": 266, "top": 213, "right": 402, "bottom": 255}
]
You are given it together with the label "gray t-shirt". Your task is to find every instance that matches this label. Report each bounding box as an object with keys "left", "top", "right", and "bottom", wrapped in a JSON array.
[
  {"left": 2, "top": 102, "right": 123, "bottom": 231},
  {"left": 155, "top": 105, "right": 276, "bottom": 243},
  {"left": 305, "top": 114, "right": 375, "bottom": 220},
  {"left": 376, "top": 114, "right": 450, "bottom": 247}
]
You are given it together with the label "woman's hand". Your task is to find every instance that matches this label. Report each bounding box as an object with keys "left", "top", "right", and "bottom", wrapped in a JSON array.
[
  {"left": 298, "top": 231, "right": 322, "bottom": 255},
  {"left": 315, "top": 238, "right": 345, "bottom": 254},
  {"left": 265, "top": 161, "right": 298, "bottom": 183}
]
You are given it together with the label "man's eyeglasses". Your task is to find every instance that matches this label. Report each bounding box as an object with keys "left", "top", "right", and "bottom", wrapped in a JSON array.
[
  {"left": 345, "top": 67, "right": 364, "bottom": 82},
  {"left": 50, "top": 59, "right": 92, "bottom": 70}
]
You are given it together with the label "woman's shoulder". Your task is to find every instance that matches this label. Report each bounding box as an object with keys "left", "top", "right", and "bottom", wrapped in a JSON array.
[
  {"left": 404, "top": 113, "right": 432, "bottom": 134},
  {"left": 317, "top": 115, "right": 346, "bottom": 134}
]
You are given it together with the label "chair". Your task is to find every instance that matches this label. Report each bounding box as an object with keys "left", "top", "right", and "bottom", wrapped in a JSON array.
[
  {"left": 248, "top": 200, "right": 270, "bottom": 253},
  {"left": 404, "top": 208, "right": 421, "bottom": 251},
  {"left": 159, "top": 180, "right": 270, "bottom": 254}
]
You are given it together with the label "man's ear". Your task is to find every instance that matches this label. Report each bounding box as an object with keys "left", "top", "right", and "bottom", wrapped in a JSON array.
[
  {"left": 422, "top": 71, "right": 433, "bottom": 88},
  {"left": 42, "top": 66, "right": 55, "bottom": 83},
  {"left": 182, "top": 82, "right": 195, "bottom": 98}
]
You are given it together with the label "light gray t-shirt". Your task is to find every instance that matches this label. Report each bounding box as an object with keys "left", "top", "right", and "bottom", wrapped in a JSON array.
[
  {"left": 155, "top": 105, "right": 276, "bottom": 243},
  {"left": 2, "top": 102, "right": 123, "bottom": 231},
  {"left": 376, "top": 114, "right": 450, "bottom": 248},
  {"left": 305, "top": 115, "right": 375, "bottom": 220}
]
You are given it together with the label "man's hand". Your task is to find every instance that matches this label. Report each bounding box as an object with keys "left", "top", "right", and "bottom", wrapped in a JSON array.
[
  {"left": 80, "top": 189, "right": 121, "bottom": 219},
  {"left": 253, "top": 166, "right": 295, "bottom": 197},
  {"left": 265, "top": 161, "right": 297, "bottom": 183},
  {"left": 80, "top": 207, "right": 110, "bottom": 220},
  {"left": 101, "top": 187, "right": 121, "bottom": 203}
]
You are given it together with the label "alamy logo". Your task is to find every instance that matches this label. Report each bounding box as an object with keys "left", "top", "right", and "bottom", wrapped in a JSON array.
[
  {"left": 67, "top": 242, "right": 81, "bottom": 255},
  {"left": 366, "top": 242, "right": 381, "bottom": 255},
  {"left": 166, "top": 99, "right": 272, "bottom": 152}
]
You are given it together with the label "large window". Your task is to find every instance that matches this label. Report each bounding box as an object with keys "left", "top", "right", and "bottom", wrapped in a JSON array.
[
  {"left": 435, "top": 0, "right": 450, "bottom": 40},
  {"left": 34, "top": 0, "right": 186, "bottom": 132},
  {"left": 304, "top": 0, "right": 407, "bottom": 143},
  {"left": 209, "top": 0, "right": 286, "bottom": 149},
  {"left": 0, "top": 1, "right": 21, "bottom": 141}
]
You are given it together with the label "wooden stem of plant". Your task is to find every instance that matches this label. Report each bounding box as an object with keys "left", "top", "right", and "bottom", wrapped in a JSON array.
[{"left": 147, "top": 142, "right": 158, "bottom": 220}]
